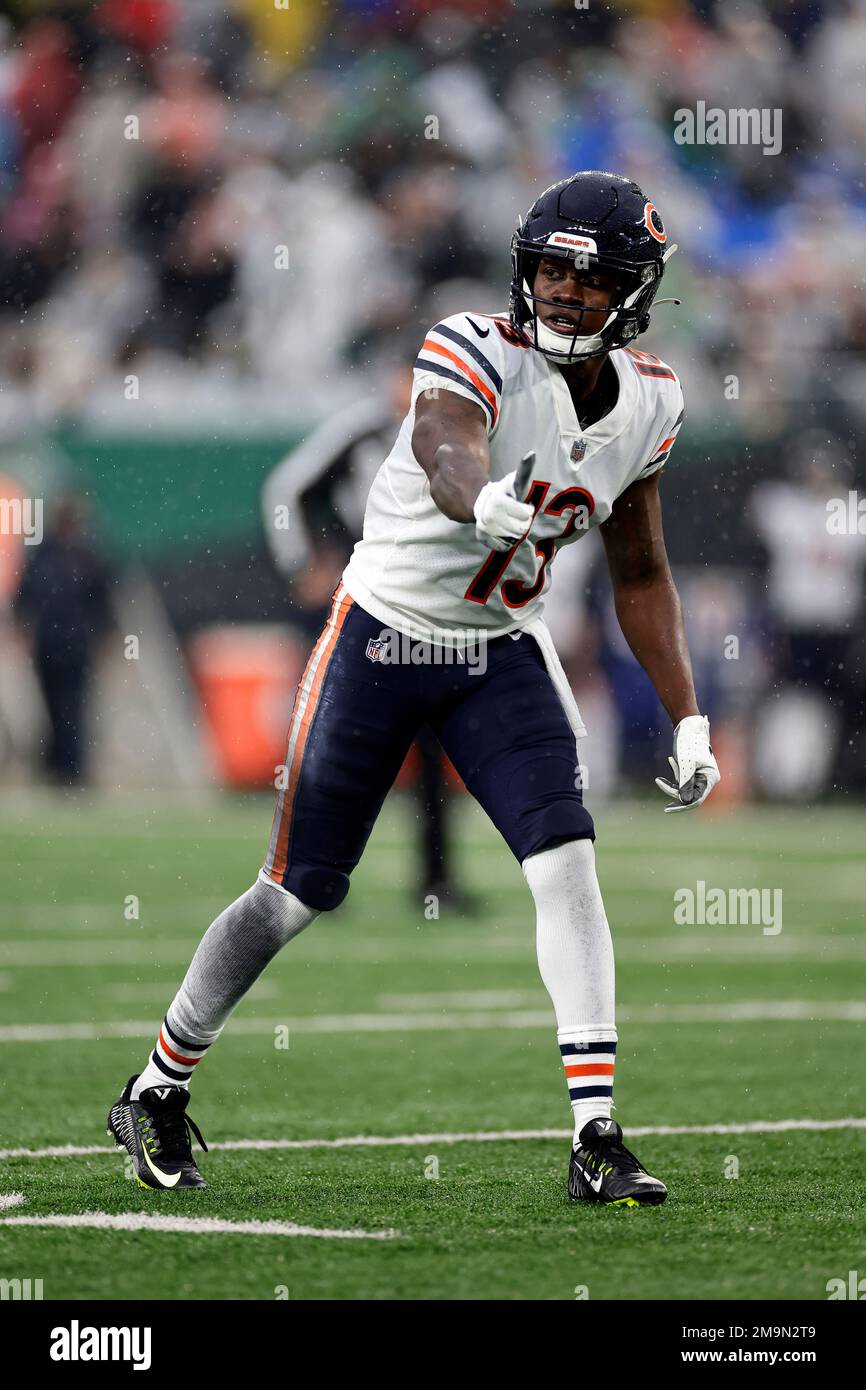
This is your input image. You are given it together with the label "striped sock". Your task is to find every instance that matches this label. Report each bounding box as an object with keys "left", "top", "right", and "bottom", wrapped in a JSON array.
[
  {"left": 558, "top": 1027, "right": 617, "bottom": 1143},
  {"left": 128, "top": 877, "right": 317, "bottom": 1102},
  {"left": 131, "top": 1014, "right": 215, "bottom": 1098}
]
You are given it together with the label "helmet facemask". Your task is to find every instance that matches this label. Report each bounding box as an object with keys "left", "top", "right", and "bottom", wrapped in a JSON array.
[{"left": 510, "top": 236, "right": 666, "bottom": 364}]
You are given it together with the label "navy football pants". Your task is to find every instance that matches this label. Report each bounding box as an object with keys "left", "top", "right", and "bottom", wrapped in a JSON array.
[{"left": 263, "top": 587, "right": 594, "bottom": 911}]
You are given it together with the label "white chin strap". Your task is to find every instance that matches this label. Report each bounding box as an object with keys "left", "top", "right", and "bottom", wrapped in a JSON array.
[{"left": 535, "top": 319, "right": 607, "bottom": 362}]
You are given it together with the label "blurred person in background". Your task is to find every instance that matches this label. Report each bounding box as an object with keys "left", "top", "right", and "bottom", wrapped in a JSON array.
[
  {"left": 262, "top": 362, "right": 475, "bottom": 909},
  {"left": 13, "top": 492, "right": 112, "bottom": 784},
  {"left": 748, "top": 431, "right": 866, "bottom": 792}
]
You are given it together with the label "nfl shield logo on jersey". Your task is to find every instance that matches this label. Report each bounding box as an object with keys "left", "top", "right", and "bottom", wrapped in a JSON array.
[
  {"left": 366, "top": 637, "right": 385, "bottom": 662},
  {"left": 571, "top": 438, "right": 587, "bottom": 463}
]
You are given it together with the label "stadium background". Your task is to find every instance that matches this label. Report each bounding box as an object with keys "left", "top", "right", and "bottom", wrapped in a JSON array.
[
  {"left": 2, "top": 0, "right": 866, "bottom": 798},
  {"left": 1, "top": 0, "right": 866, "bottom": 1305}
]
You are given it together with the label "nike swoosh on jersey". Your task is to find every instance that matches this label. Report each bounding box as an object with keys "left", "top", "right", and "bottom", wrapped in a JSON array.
[
  {"left": 466, "top": 316, "right": 490, "bottom": 337},
  {"left": 141, "top": 1146, "right": 183, "bottom": 1188}
]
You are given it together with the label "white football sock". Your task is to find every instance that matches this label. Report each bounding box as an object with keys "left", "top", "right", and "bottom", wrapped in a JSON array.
[{"left": 523, "top": 838, "right": 617, "bottom": 1142}]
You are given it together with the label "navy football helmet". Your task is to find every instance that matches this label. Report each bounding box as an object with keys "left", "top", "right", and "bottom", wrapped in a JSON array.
[{"left": 509, "top": 171, "right": 677, "bottom": 364}]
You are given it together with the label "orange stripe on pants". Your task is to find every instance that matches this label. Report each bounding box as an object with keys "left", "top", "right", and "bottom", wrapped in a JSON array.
[{"left": 267, "top": 588, "right": 354, "bottom": 884}]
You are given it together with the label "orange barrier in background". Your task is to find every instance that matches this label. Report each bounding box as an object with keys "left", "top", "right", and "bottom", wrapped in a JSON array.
[
  {"left": 188, "top": 623, "right": 464, "bottom": 792},
  {"left": 0, "top": 476, "right": 26, "bottom": 606},
  {"left": 188, "top": 625, "right": 306, "bottom": 788}
]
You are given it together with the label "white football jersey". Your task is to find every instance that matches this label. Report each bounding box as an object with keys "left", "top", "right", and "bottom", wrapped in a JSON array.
[{"left": 342, "top": 310, "right": 684, "bottom": 644}]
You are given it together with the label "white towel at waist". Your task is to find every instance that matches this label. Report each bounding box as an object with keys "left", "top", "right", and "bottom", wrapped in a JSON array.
[{"left": 519, "top": 615, "right": 587, "bottom": 740}]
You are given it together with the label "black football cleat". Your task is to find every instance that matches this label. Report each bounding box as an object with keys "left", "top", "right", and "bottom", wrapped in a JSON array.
[
  {"left": 107, "top": 1075, "right": 208, "bottom": 1190},
  {"left": 568, "top": 1117, "right": 667, "bottom": 1207}
]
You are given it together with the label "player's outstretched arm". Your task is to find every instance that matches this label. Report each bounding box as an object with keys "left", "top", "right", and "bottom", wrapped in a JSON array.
[
  {"left": 412, "top": 388, "right": 493, "bottom": 522},
  {"left": 412, "top": 389, "right": 535, "bottom": 549},
  {"left": 600, "top": 472, "right": 720, "bottom": 811}
]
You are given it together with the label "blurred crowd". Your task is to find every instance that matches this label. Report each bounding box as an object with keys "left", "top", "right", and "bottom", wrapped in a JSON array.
[
  {"left": 2, "top": 0, "right": 866, "bottom": 802},
  {"left": 2, "top": 0, "right": 866, "bottom": 432}
]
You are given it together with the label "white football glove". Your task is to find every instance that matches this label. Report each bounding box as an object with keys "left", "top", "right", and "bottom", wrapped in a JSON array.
[
  {"left": 473, "top": 471, "right": 535, "bottom": 552},
  {"left": 655, "top": 714, "right": 720, "bottom": 813}
]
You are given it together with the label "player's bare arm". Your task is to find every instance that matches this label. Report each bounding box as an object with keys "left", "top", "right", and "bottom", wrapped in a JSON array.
[
  {"left": 412, "top": 388, "right": 490, "bottom": 522},
  {"left": 600, "top": 471, "right": 699, "bottom": 726},
  {"left": 413, "top": 389, "right": 535, "bottom": 551},
  {"left": 601, "top": 471, "right": 720, "bottom": 810}
]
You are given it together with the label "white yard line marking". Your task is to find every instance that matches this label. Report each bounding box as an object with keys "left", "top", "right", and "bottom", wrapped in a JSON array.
[
  {"left": 638, "top": 937, "right": 866, "bottom": 960},
  {"left": 2, "top": 1117, "right": 865, "bottom": 1163},
  {"left": 14, "top": 899, "right": 230, "bottom": 932},
  {"left": 102, "top": 981, "right": 280, "bottom": 1002},
  {"left": 2, "top": 999, "right": 866, "bottom": 1045},
  {"left": 0, "top": 942, "right": 218, "bottom": 967},
  {"left": 0, "top": 1211, "right": 397, "bottom": 1240},
  {"left": 0, "top": 1192, "right": 25, "bottom": 1209},
  {"left": 376, "top": 989, "right": 545, "bottom": 1010},
  {"left": 6, "top": 931, "right": 866, "bottom": 967}
]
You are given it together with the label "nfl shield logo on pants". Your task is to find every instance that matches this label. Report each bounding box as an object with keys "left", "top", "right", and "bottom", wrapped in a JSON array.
[
  {"left": 570, "top": 438, "right": 587, "bottom": 463},
  {"left": 366, "top": 637, "right": 385, "bottom": 662}
]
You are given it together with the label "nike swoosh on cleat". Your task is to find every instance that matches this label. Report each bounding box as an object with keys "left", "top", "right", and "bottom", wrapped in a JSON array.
[
  {"left": 573, "top": 1161, "right": 604, "bottom": 1194},
  {"left": 141, "top": 1146, "right": 182, "bottom": 1189},
  {"left": 466, "top": 316, "right": 490, "bottom": 337}
]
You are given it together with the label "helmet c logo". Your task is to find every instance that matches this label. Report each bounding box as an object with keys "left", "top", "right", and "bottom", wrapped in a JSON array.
[{"left": 644, "top": 203, "right": 666, "bottom": 243}]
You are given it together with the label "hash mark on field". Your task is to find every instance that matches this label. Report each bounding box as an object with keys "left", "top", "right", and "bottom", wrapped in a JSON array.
[
  {"left": 0, "top": 1192, "right": 25, "bottom": 1209},
  {"left": 3, "top": 1118, "right": 866, "bottom": 1162},
  {"left": 0, "top": 1212, "right": 398, "bottom": 1240}
]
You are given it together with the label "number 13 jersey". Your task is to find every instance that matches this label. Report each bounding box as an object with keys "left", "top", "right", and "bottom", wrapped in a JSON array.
[{"left": 342, "top": 311, "right": 684, "bottom": 645}]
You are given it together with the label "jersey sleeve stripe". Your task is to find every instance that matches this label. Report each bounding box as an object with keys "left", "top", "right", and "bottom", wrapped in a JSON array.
[
  {"left": 417, "top": 339, "right": 499, "bottom": 425},
  {"left": 632, "top": 362, "right": 677, "bottom": 380},
  {"left": 644, "top": 441, "right": 675, "bottom": 470},
  {"left": 414, "top": 356, "right": 497, "bottom": 429},
  {"left": 643, "top": 410, "right": 685, "bottom": 473},
  {"left": 646, "top": 410, "right": 685, "bottom": 464},
  {"left": 429, "top": 323, "right": 504, "bottom": 393}
]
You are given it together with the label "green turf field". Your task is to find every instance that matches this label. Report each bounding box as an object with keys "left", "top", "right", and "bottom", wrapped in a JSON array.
[{"left": 1, "top": 792, "right": 864, "bottom": 1301}]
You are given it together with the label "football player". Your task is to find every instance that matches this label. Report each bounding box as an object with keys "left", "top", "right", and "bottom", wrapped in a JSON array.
[{"left": 108, "top": 172, "right": 719, "bottom": 1206}]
